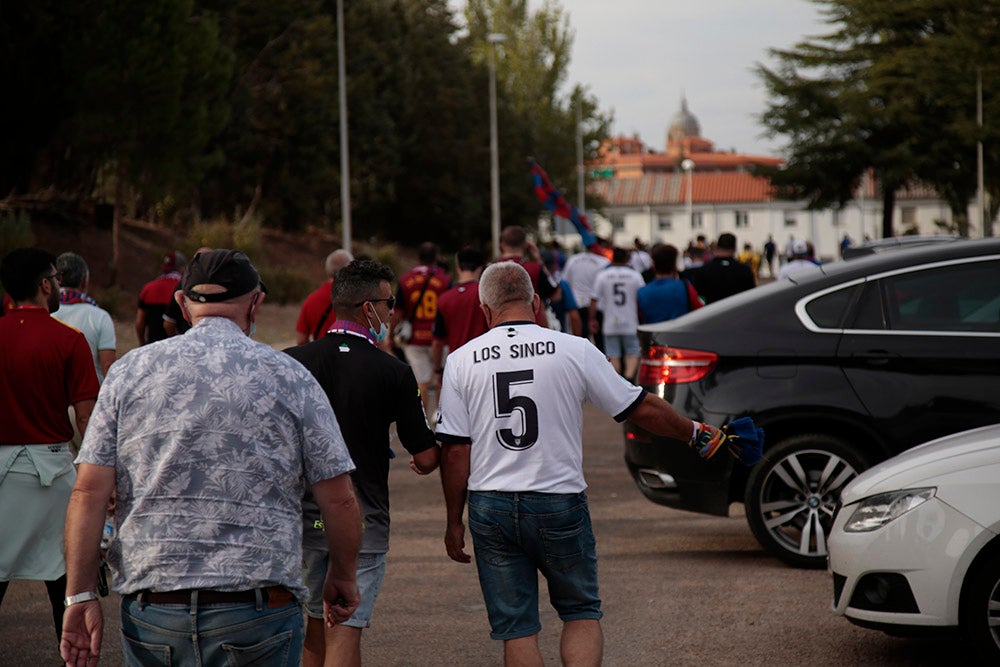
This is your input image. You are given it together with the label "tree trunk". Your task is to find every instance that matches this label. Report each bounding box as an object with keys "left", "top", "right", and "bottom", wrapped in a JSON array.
[
  {"left": 881, "top": 187, "right": 895, "bottom": 239},
  {"left": 111, "top": 160, "right": 125, "bottom": 285}
]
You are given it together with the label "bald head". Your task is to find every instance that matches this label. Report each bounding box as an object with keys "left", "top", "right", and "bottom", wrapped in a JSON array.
[{"left": 325, "top": 249, "right": 354, "bottom": 277}]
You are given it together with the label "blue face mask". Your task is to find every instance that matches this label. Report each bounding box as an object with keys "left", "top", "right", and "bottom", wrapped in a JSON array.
[{"left": 366, "top": 307, "right": 389, "bottom": 343}]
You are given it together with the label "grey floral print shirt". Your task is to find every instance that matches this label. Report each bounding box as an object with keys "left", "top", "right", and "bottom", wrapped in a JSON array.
[{"left": 77, "top": 317, "right": 354, "bottom": 599}]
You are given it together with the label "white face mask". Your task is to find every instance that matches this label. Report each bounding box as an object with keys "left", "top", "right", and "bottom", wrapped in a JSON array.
[{"left": 366, "top": 306, "right": 389, "bottom": 343}]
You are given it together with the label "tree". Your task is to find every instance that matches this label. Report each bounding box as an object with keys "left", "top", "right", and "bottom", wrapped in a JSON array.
[
  {"left": 463, "top": 0, "right": 611, "bottom": 233},
  {"left": 63, "top": 0, "right": 233, "bottom": 279},
  {"left": 756, "top": 0, "right": 1000, "bottom": 238}
]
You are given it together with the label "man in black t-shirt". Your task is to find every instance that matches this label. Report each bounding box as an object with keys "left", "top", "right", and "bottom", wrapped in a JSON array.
[
  {"left": 685, "top": 232, "right": 756, "bottom": 304},
  {"left": 285, "top": 259, "right": 440, "bottom": 667}
]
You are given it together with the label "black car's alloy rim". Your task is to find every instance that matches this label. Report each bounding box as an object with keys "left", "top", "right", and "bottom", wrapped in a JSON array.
[{"left": 757, "top": 449, "right": 859, "bottom": 558}]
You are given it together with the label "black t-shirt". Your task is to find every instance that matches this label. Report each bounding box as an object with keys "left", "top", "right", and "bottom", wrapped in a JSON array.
[
  {"left": 285, "top": 331, "right": 437, "bottom": 551},
  {"left": 686, "top": 256, "right": 756, "bottom": 305}
]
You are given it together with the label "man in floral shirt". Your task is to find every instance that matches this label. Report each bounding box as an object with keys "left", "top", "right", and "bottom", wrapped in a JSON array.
[{"left": 61, "top": 250, "right": 361, "bottom": 666}]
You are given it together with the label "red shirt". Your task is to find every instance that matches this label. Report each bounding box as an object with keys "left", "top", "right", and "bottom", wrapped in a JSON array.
[
  {"left": 296, "top": 280, "right": 336, "bottom": 341},
  {"left": 395, "top": 266, "right": 450, "bottom": 346},
  {"left": 138, "top": 272, "right": 182, "bottom": 343},
  {"left": 1, "top": 293, "right": 13, "bottom": 316},
  {"left": 433, "top": 281, "right": 488, "bottom": 352},
  {"left": 0, "top": 307, "right": 100, "bottom": 444}
]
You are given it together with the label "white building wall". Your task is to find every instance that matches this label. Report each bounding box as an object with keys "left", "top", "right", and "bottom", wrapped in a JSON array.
[{"left": 542, "top": 196, "right": 977, "bottom": 261}]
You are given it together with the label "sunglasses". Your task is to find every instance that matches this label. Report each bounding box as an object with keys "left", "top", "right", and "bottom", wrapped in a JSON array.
[{"left": 356, "top": 296, "right": 396, "bottom": 310}]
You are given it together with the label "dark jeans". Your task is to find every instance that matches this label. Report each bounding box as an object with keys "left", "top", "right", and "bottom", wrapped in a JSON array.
[
  {"left": 468, "top": 491, "right": 601, "bottom": 640},
  {"left": 120, "top": 593, "right": 303, "bottom": 666}
]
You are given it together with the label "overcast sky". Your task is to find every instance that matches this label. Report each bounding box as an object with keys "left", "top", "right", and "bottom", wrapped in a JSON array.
[
  {"left": 561, "top": 0, "right": 830, "bottom": 157},
  {"left": 451, "top": 1, "right": 830, "bottom": 157}
]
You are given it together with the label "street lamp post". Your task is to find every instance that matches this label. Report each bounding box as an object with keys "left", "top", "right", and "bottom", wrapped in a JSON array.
[
  {"left": 682, "top": 159, "right": 695, "bottom": 228},
  {"left": 488, "top": 33, "right": 506, "bottom": 258},
  {"left": 337, "top": 0, "right": 351, "bottom": 251}
]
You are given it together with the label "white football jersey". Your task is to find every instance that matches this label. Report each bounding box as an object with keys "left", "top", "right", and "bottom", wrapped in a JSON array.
[
  {"left": 592, "top": 265, "right": 645, "bottom": 335},
  {"left": 436, "top": 322, "right": 644, "bottom": 493},
  {"left": 562, "top": 252, "right": 610, "bottom": 304}
]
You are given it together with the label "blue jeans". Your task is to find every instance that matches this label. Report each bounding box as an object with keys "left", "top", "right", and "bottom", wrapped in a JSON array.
[
  {"left": 120, "top": 593, "right": 302, "bottom": 666},
  {"left": 468, "top": 491, "right": 602, "bottom": 641},
  {"left": 301, "top": 549, "right": 387, "bottom": 628}
]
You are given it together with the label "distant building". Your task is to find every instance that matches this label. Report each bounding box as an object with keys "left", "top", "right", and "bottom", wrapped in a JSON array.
[{"left": 543, "top": 98, "right": 973, "bottom": 260}]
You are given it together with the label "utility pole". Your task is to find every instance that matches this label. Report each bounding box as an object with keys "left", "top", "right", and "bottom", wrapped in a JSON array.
[
  {"left": 488, "top": 33, "right": 506, "bottom": 258},
  {"left": 337, "top": 0, "right": 351, "bottom": 251}
]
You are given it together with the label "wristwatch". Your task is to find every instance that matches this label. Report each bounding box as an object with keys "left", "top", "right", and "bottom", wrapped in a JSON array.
[{"left": 64, "top": 591, "right": 100, "bottom": 607}]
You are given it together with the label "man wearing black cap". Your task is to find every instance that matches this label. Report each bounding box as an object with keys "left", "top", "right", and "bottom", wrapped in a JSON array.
[
  {"left": 685, "top": 232, "right": 756, "bottom": 304},
  {"left": 61, "top": 249, "right": 362, "bottom": 665}
]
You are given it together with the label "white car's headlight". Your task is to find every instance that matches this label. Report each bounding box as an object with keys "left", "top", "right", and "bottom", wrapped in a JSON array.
[{"left": 843, "top": 488, "right": 936, "bottom": 533}]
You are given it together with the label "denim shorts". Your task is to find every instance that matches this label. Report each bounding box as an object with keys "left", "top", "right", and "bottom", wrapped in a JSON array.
[
  {"left": 120, "top": 592, "right": 302, "bottom": 666},
  {"left": 302, "top": 548, "right": 387, "bottom": 628},
  {"left": 603, "top": 334, "right": 640, "bottom": 359},
  {"left": 402, "top": 344, "right": 434, "bottom": 384},
  {"left": 467, "top": 491, "right": 601, "bottom": 641}
]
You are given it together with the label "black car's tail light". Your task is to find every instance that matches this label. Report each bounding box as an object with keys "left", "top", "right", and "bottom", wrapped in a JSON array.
[{"left": 637, "top": 346, "right": 718, "bottom": 385}]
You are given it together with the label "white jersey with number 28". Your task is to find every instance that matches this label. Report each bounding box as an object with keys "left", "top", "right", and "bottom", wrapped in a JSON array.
[{"left": 436, "top": 322, "right": 643, "bottom": 493}]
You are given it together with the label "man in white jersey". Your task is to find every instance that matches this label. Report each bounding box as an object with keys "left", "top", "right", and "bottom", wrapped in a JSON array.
[
  {"left": 589, "top": 247, "right": 646, "bottom": 380},
  {"left": 436, "top": 261, "right": 734, "bottom": 667},
  {"left": 561, "top": 243, "right": 610, "bottom": 348}
]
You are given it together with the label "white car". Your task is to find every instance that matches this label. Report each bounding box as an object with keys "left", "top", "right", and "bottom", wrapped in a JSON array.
[{"left": 828, "top": 424, "right": 1000, "bottom": 659}]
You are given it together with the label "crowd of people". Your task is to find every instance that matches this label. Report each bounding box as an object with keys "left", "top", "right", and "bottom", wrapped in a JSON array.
[{"left": 0, "top": 229, "right": 767, "bottom": 665}]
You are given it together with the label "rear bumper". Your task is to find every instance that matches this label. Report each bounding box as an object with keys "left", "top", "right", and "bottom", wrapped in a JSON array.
[{"left": 624, "top": 422, "right": 733, "bottom": 516}]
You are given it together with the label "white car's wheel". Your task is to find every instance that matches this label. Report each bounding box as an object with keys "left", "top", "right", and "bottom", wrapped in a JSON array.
[{"left": 962, "top": 546, "right": 1000, "bottom": 661}]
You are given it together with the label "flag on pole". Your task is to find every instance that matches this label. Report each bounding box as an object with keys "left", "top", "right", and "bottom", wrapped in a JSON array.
[{"left": 529, "top": 158, "right": 597, "bottom": 248}]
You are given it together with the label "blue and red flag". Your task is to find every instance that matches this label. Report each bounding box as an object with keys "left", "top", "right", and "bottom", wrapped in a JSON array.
[{"left": 529, "top": 158, "right": 597, "bottom": 248}]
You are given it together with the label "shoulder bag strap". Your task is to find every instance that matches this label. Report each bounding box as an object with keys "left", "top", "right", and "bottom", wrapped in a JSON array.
[{"left": 407, "top": 270, "right": 434, "bottom": 321}]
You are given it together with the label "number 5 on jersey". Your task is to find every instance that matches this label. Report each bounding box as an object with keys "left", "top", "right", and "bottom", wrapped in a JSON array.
[{"left": 493, "top": 370, "right": 539, "bottom": 450}]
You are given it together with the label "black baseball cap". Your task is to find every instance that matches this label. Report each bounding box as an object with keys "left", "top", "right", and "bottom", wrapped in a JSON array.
[{"left": 182, "top": 249, "right": 261, "bottom": 303}]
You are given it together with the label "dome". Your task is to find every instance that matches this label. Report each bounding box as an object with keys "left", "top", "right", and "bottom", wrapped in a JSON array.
[{"left": 668, "top": 97, "right": 701, "bottom": 143}]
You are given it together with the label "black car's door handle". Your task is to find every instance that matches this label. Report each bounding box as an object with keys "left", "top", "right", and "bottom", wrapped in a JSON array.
[{"left": 852, "top": 350, "right": 899, "bottom": 365}]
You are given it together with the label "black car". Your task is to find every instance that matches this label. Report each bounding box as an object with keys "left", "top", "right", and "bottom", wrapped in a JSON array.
[
  {"left": 841, "top": 234, "right": 960, "bottom": 259},
  {"left": 624, "top": 238, "right": 1000, "bottom": 568}
]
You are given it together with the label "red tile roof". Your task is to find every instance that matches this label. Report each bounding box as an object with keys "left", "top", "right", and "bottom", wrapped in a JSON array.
[{"left": 589, "top": 172, "right": 775, "bottom": 206}]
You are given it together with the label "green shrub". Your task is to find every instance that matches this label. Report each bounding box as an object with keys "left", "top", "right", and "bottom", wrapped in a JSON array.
[
  {"left": 95, "top": 284, "right": 128, "bottom": 320},
  {"left": 185, "top": 220, "right": 233, "bottom": 253},
  {"left": 233, "top": 213, "right": 263, "bottom": 258},
  {"left": 371, "top": 242, "right": 403, "bottom": 278},
  {"left": 0, "top": 210, "right": 35, "bottom": 258},
  {"left": 257, "top": 265, "right": 312, "bottom": 305}
]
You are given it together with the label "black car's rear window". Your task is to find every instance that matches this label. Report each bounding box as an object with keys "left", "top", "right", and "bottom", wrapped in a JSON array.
[{"left": 806, "top": 284, "right": 861, "bottom": 328}]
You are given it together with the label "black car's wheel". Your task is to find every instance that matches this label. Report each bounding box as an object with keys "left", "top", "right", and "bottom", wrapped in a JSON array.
[
  {"left": 961, "top": 544, "right": 1000, "bottom": 661},
  {"left": 745, "top": 434, "right": 870, "bottom": 568}
]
